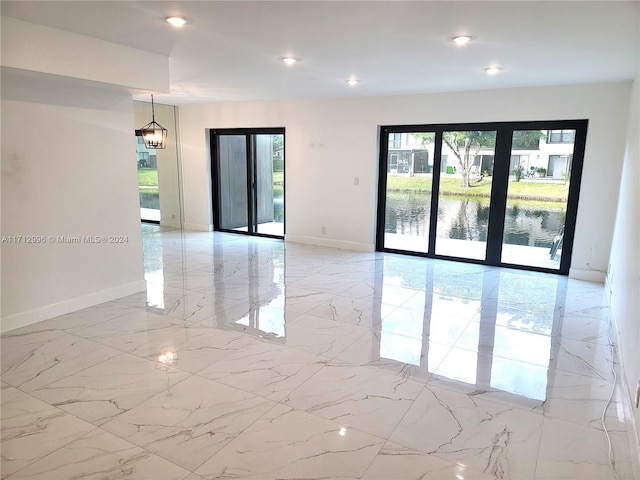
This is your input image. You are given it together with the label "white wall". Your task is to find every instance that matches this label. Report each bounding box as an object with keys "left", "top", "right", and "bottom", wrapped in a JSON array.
[
  {"left": 608, "top": 78, "right": 640, "bottom": 463},
  {"left": 179, "top": 81, "right": 632, "bottom": 280},
  {"left": 1, "top": 69, "right": 146, "bottom": 331},
  {"left": 0, "top": 15, "right": 170, "bottom": 332},
  {"left": 1, "top": 16, "right": 169, "bottom": 93}
]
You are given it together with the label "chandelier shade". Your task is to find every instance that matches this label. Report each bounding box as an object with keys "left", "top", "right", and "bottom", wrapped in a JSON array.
[{"left": 139, "top": 95, "right": 167, "bottom": 149}]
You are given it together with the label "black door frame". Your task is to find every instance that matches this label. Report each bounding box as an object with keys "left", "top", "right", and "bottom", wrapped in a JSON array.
[
  {"left": 376, "top": 120, "right": 588, "bottom": 275},
  {"left": 210, "top": 127, "right": 285, "bottom": 239}
]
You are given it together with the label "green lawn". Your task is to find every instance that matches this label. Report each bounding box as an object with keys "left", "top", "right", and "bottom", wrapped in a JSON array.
[
  {"left": 272, "top": 171, "right": 284, "bottom": 198},
  {"left": 386, "top": 175, "right": 569, "bottom": 203},
  {"left": 138, "top": 168, "right": 158, "bottom": 187},
  {"left": 166, "top": 169, "right": 565, "bottom": 206}
]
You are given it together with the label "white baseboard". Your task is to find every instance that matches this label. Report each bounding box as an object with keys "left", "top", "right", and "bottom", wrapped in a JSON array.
[
  {"left": 0, "top": 279, "right": 147, "bottom": 334},
  {"left": 606, "top": 279, "right": 640, "bottom": 478},
  {"left": 285, "top": 234, "right": 374, "bottom": 253},
  {"left": 160, "top": 219, "right": 181, "bottom": 229},
  {"left": 568, "top": 267, "right": 606, "bottom": 283},
  {"left": 183, "top": 222, "right": 213, "bottom": 232}
]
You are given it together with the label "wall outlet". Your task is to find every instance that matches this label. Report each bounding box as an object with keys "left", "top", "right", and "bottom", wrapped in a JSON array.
[
  {"left": 321, "top": 226, "right": 326, "bottom": 235},
  {"left": 171, "top": 213, "right": 176, "bottom": 220},
  {"left": 354, "top": 176, "right": 360, "bottom": 185}
]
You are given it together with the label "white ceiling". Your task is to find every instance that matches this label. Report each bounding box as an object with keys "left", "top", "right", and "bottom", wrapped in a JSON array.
[{"left": 2, "top": 1, "right": 639, "bottom": 105}]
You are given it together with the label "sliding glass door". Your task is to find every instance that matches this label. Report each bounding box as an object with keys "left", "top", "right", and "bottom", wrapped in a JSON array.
[
  {"left": 212, "top": 128, "right": 285, "bottom": 238},
  {"left": 377, "top": 121, "right": 587, "bottom": 274},
  {"left": 136, "top": 135, "right": 160, "bottom": 223},
  {"left": 434, "top": 130, "right": 497, "bottom": 260},
  {"left": 217, "top": 135, "right": 249, "bottom": 231},
  {"left": 255, "top": 134, "right": 285, "bottom": 235},
  {"left": 382, "top": 131, "right": 435, "bottom": 253},
  {"left": 500, "top": 129, "right": 579, "bottom": 269}
]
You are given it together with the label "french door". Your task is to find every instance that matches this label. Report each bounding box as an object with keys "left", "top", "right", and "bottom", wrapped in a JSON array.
[
  {"left": 211, "top": 128, "right": 285, "bottom": 238},
  {"left": 376, "top": 121, "right": 588, "bottom": 274}
]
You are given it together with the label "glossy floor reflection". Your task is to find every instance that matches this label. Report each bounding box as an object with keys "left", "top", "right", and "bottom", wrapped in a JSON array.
[{"left": 1, "top": 225, "right": 637, "bottom": 479}]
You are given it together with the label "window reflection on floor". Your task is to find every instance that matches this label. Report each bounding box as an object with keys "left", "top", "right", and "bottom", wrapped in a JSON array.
[
  {"left": 140, "top": 225, "right": 564, "bottom": 403},
  {"left": 373, "top": 262, "right": 562, "bottom": 402}
]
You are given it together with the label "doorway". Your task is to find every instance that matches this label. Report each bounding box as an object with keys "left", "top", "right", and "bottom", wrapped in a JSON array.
[
  {"left": 376, "top": 121, "right": 588, "bottom": 274},
  {"left": 135, "top": 135, "right": 160, "bottom": 223},
  {"left": 211, "top": 128, "right": 285, "bottom": 238}
]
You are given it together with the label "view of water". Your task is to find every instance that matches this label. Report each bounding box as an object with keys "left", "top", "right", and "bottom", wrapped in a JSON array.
[
  {"left": 274, "top": 197, "right": 284, "bottom": 223},
  {"left": 139, "top": 192, "right": 160, "bottom": 210},
  {"left": 141, "top": 189, "right": 563, "bottom": 250},
  {"left": 385, "top": 193, "right": 565, "bottom": 248}
]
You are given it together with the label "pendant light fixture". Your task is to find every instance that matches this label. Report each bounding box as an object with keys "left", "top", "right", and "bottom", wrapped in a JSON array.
[{"left": 139, "top": 94, "right": 167, "bottom": 149}]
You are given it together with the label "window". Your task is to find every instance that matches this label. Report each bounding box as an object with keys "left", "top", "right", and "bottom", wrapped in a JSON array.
[
  {"left": 512, "top": 130, "right": 543, "bottom": 149},
  {"left": 211, "top": 128, "right": 285, "bottom": 238},
  {"left": 548, "top": 155, "right": 571, "bottom": 179},
  {"left": 389, "top": 133, "right": 401, "bottom": 149},
  {"left": 389, "top": 153, "right": 399, "bottom": 172},
  {"left": 548, "top": 129, "right": 575, "bottom": 143},
  {"left": 136, "top": 142, "right": 159, "bottom": 222},
  {"left": 510, "top": 154, "right": 529, "bottom": 173},
  {"left": 377, "top": 120, "right": 587, "bottom": 275},
  {"left": 414, "top": 151, "right": 430, "bottom": 173},
  {"left": 475, "top": 154, "right": 494, "bottom": 176}
]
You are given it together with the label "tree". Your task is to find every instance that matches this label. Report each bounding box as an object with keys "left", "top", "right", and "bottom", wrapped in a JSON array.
[
  {"left": 511, "top": 130, "right": 546, "bottom": 149},
  {"left": 272, "top": 135, "right": 284, "bottom": 156},
  {"left": 410, "top": 131, "right": 545, "bottom": 187},
  {"left": 443, "top": 131, "right": 496, "bottom": 188},
  {"left": 271, "top": 134, "right": 284, "bottom": 172},
  {"left": 512, "top": 163, "right": 525, "bottom": 182}
]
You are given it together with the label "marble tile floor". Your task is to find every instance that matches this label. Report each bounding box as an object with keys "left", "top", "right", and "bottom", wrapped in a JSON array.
[{"left": 1, "top": 224, "right": 638, "bottom": 480}]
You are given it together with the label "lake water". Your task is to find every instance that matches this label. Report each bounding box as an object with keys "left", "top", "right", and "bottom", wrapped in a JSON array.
[
  {"left": 140, "top": 190, "right": 564, "bottom": 250},
  {"left": 139, "top": 192, "right": 160, "bottom": 210},
  {"left": 385, "top": 193, "right": 565, "bottom": 248}
]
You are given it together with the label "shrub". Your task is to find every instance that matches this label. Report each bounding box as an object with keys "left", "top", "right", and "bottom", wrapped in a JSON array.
[{"left": 512, "top": 164, "right": 525, "bottom": 182}]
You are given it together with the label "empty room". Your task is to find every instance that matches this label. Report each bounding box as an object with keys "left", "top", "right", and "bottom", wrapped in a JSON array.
[{"left": 1, "top": 1, "right": 639, "bottom": 479}]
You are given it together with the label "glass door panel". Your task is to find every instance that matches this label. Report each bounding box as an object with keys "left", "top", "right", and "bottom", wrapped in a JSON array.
[
  {"left": 435, "top": 131, "right": 497, "bottom": 260},
  {"left": 255, "top": 134, "right": 284, "bottom": 236},
  {"left": 136, "top": 137, "right": 160, "bottom": 222},
  {"left": 377, "top": 121, "right": 586, "bottom": 274},
  {"left": 382, "top": 132, "right": 435, "bottom": 253},
  {"left": 501, "top": 130, "right": 574, "bottom": 269},
  {"left": 213, "top": 129, "right": 285, "bottom": 238},
  {"left": 218, "top": 135, "right": 248, "bottom": 231}
]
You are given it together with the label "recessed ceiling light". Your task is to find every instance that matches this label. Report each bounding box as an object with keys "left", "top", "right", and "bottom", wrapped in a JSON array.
[
  {"left": 452, "top": 35, "right": 473, "bottom": 45},
  {"left": 165, "top": 16, "right": 187, "bottom": 27},
  {"left": 346, "top": 79, "right": 360, "bottom": 86},
  {"left": 281, "top": 57, "right": 299, "bottom": 65},
  {"left": 485, "top": 66, "right": 502, "bottom": 75}
]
